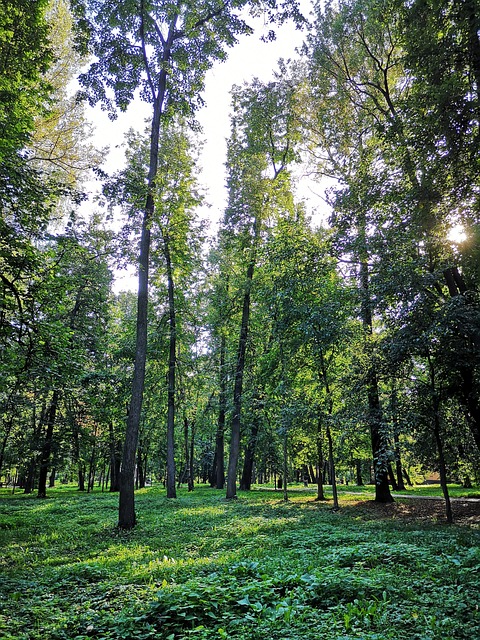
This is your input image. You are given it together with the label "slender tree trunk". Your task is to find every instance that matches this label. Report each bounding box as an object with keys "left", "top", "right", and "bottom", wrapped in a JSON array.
[
  {"left": 315, "top": 419, "right": 326, "bottom": 500},
  {"left": 164, "top": 237, "right": 177, "bottom": 498},
  {"left": 359, "top": 255, "right": 393, "bottom": 503},
  {"left": 188, "top": 419, "right": 195, "bottom": 492},
  {"left": 433, "top": 411, "right": 453, "bottom": 523},
  {"left": 118, "top": 187, "right": 153, "bottom": 526},
  {"left": 87, "top": 423, "right": 97, "bottom": 493},
  {"left": 326, "top": 422, "right": 339, "bottom": 510},
  {"left": 37, "top": 390, "right": 59, "bottom": 498},
  {"left": 282, "top": 423, "right": 289, "bottom": 502},
  {"left": 226, "top": 259, "right": 254, "bottom": 499},
  {"left": 355, "top": 460, "right": 364, "bottom": 486},
  {"left": 240, "top": 419, "right": 259, "bottom": 491},
  {"left": 118, "top": 15, "right": 177, "bottom": 529},
  {"left": 213, "top": 335, "right": 227, "bottom": 489},
  {"left": 427, "top": 354, "right": 453, "bottom": 523},
  {"left": 108, "top": 422, "right": 121, "bottom": 492},
  {"left": 394, "top": 432, "right": 406, "bottom": 491},
  {"left": 24, "top": 395, "right": 44, "bottom": 494},
  {"left": 387, "top": 464, "right": 398, "bottom": 491}
]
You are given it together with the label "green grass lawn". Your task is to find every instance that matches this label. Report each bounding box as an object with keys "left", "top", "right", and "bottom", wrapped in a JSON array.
[{"left": 0, "top": 484, "right": 478, "bottom": 639}]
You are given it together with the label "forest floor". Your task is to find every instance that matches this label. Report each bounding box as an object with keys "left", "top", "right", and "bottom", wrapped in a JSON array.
[
  {"left": 0, "top": 483, "right": 479, "bottom": 640},
  {"left": 343, "top": 495, "right": 480, "bottom": 526}
]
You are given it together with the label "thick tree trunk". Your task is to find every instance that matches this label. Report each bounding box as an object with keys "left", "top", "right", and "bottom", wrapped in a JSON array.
[
  {"left": 226, "top": 259, "right": 254, "bottom": 499},
  {"left": 37, "top": 390, "right": 59, "bottom": 498}
]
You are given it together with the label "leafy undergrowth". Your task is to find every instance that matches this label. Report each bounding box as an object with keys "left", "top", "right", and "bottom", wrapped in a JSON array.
[{"left": 0, "top": 485, "right": 478, "bottom": 639}]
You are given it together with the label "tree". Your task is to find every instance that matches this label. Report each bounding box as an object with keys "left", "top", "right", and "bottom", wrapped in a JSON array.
[
  {"left": 76, "top": 0, "right": 303, "bottom": 529},
  {"left": 221, "top": 77, "right": 300, "bottom": 499},
  {"left": 0, "top": 0, "right": 53, "bottom": 161}
]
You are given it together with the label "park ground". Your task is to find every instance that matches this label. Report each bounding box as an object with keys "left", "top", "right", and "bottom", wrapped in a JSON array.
[{"left": 0, "top": 483, "right": 479, "bottom": 639}]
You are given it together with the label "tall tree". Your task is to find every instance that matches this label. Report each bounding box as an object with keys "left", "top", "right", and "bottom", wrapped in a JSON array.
[
  {"left": 221, "top": 78, "right": 300, "bottom": 499},
  {"left": 76, "top": 0, "right": 303, "bottom": 529}
]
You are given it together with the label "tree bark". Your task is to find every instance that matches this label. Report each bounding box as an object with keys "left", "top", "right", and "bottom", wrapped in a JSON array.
[
  {"left": 240, "top": 419, "right": 259, "bottom": 490},
  {"left": 315, "top": 424, "right": 326, "bottom": 501},
  {"left": 359, "top": 256, "right": 393, "bottom": 503},
  {"left": 37, "top": 390, "right": 59, "bottom": 498},
  {"left": 118, "top": 15, "right": 177, "bottom": 529},
  {"left": 108, "top": 422, "right": 121, "bottom": 492},
  {"left": 188, "top": 418, "right": 195, "bottom": 492},
  {"left": 428, "top": 353, "right": 453, "bottom": 523},
  {"left": 226, "top": 259, "right": 254, "bottom": 499},
  {"left": 164, "top": 236, "right": 177, "bottom": 499},
  {"left": 213, "top": 335, "right": 227, "bottom": 489},
  {"left": 326, "top": 422, "right": 339, "bottom": 510}
]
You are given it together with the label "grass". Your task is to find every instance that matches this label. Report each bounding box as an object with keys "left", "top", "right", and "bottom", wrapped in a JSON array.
[{"left": 0, "top": 483, "right": 478, "bottom": 639}]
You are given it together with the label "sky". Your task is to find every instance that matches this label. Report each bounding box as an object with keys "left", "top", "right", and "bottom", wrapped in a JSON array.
[{"left": 87, "top": 1, "right": 325, "bottom": 290}]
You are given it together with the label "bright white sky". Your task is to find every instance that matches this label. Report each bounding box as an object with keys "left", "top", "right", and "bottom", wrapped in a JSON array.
[{"left": 89, "top": 1, "right": 327, "bottom": 290}]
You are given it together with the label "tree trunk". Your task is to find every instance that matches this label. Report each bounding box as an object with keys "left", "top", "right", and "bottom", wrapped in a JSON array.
[
  {"left": 118, "top": 193, "right": 152, "bottom": 526},
  {"left": 118, "top": 16, "right": 176, "bottom": 529},
  {"left": 433, "top": 406, "right": 453, "bottom": 523},
  {"left": 428, "top": 354, "right": 453, "bottom": 523},
  {"left": 213, "top": 335, "right": 227, "bottom": 489},
  {"left": 87, "top": 424, "right": 97, "bottom": 493},
  {"left": 240, "top": 419, "right": 259, "bottom": 490},
  {"left": 282, "top": 420, "right": 288, "bottom": 502},
  {"left": 109, "top": 422, "right": 121, "bottom": 492},
  {"left": 355, "top": 460, "right": 364, "bottom": 486},
  {"left": 164, "top": 237, "right": 177, "bottom": 499},
  {"left": 387, "top": 464, "right": 398, "bottom": 491},
  {"left": 393, "top": 432, "right": 406, "bottom": 491},
  {"left": 226, "top": 259, "right": 254, "bottom": 499},
  {"left": 37, "top": 390, "right": 59, "bottom": 498},
  {"left": 315, "top": 426, "right": 326, "bottom": 501},
  {"left": 188, "top": 419, "right": 195, "bottom": 492},
  {"left": 326, "top": 422, "right": 339, "bottom": 510},
  {"left": 0, "top": 415, "right": 14, "bottom": 478},
  {"left": 359, "top": 256, "right": 393, "bottom": 504}
]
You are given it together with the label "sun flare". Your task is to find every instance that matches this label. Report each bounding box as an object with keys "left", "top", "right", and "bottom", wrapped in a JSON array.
[{"left": 448, "top": 224, "right": 467, "bottom": 243}]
